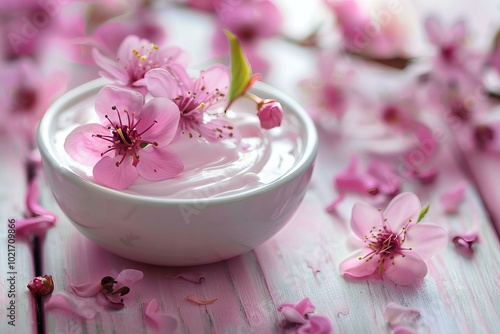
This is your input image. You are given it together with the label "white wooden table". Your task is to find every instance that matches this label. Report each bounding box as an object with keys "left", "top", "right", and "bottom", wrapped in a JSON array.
[{"left": 2, "top": 2, "right": 500, "bottom": 333}]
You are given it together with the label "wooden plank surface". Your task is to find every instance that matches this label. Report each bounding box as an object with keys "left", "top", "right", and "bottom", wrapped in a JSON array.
[
  {"left": 0, "top": 135, "right": 37, "bottom": 334},
  {"left": 39, "top": 122, "right": 500, "bottom": 333}
]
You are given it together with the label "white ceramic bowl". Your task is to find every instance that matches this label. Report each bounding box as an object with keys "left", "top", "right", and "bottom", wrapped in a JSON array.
[{"left": 37, "top": 79, "right": 318, "bottom": 266}]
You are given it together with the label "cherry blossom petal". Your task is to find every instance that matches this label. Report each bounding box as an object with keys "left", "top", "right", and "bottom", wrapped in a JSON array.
[
  {"left": 97, "top": 292, "right": 125, "bottom": 309},
  {"left": 298, "top": 315, "right": 333, "bottom": 334},
  {"left": 339, "top": 249, "right": 379, "bottom": 279},
  {"left": 117, "top": 35, "right": 143, "bottom": 65},
  {"left": 93, "top": 155, "right": 139, "bottom": 190},
  {"left": 196, "top": 64, "right": 230, "bottom": 97},
  {"left": 165, "top": 272, "right": 205, "bottom": 284},
  {"left": 185, "top": 295, "right": 217, "bottom": 305},
  {"left": 45, "top": 293, "right": 97, "bottom": 319},
  {"left": 452, "top": 233, "right": 478, "bottom": 257},
  {"left": 450, "top": 20, "right": 466, "bottom": 44},
  {"left": 92, "top": 48, "right": 129, "bottom": 85},
  {"left": 138, "top": 98, "right": 180, "bottom": 145},
  {"left": 158, "top": 47, "right": 190, "bottom": 68},
  {"left": 383, "top": 193, "right": 421, "bottom": 232},
  {"left": 383, "top": 251, "right": 427, "bottom": 285},
  {"left": 424, "top": 17, "right": 442, "bottom": 45},
  {"left": 335, "top": 155, "right": 378, "bottom": 194},
  {"left": 71, "top": 282, "right": 102, "bottom": 297},
  {"left": 15, "top": 216, "right": 56, "bottom": 237},
  {"left": 384, "top": 302, "right": 420, "bottom": 330},
  {"left": 145, "top": 68, "right": 179, "bottom": 98},
  {"left": 25, "top": 177, "right": 58, "bottom": 219},
  {"left": 439, "top": 183, "right": 466, "bottom": 214},
  {"left": 144, "top": 299, "right": 179, "bottom": 331},
  {"left": 136, "top": 147, "right": 183, "bottom": 181},
  {"left": 351, "top": 201, "right": 383, "bottom": 241},
  {"left": 197, "top": 117, "right": 239, "bottom": 142},
  {"left": 403, "top": 223, "right": 448, "bottom": 260},
  {"left": 366, "top": 161, "right": 400, "bottom": 196},
  {"left": 278, "top": 298, "right": 315, "bottom": 324},
  {"left": 326, "top": 193, "right": 345, "bottom": 212},
  {"left": 115, "top": 269, "right": 144, "bottom": 287},
  {"left": 64, "top": 124, "right": 111, "bottom": 166},
  {"left": 95, "top": 86, "right": 144, "bottom": 125}
]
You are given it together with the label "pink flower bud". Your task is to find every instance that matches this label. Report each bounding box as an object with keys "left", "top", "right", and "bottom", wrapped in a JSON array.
[
  {"left": 257, "top": 99, "right": 283, "bottom": 129},
  {"left": 27, "top": 275, "right": 54, "bottom": 298}
]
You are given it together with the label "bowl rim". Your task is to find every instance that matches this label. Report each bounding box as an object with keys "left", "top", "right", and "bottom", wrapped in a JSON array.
[{"left": 37, "top": 78, "right": 318, "bottom": 205}]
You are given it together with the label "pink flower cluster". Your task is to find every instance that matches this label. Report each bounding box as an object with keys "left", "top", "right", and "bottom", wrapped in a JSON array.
[{"left": 64, "top": 35, "right": 284, "bottom": 190}]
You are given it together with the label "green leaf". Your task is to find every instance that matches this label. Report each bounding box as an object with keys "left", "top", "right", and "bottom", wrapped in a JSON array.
[
  {"left": 225, "top": 30, "right": 252, "bottom": 109},
  {"left": 417, "top": 204, "right": 430, "bottom": 223}
]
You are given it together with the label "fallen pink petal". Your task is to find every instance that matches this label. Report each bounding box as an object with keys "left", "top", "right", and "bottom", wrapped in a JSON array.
[
  {"left": 165, "top": 272, "right": 205, "bottom": 284},
  {"left": 452, "top": 233, "right": 479, "bottom": 257},
  {"left": 440, "top": 183, "right": 467, "bottom": 214},
  {"left": 71, "top": 269, "right": 143, "bottom": 309},
  {"left": 185, "top": 295, "right": 218, "bottom": 305},
  {"left": 384, "top": 302, "right": 421, "bottom": 332},
  {"left": 45, "top": 293, "right": 97, "bottom": 319},
  {"left": 143, "top": 298, "right": 179, "bottom": 331},
  {"left": 278, "top": 298, "right": 332, "bottom": 333}
]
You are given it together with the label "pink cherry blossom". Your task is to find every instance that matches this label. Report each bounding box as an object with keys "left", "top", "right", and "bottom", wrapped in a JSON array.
[
  {"left": 277, "top": 298, "right": 333, "bottom": 334},
  {"left": 71, "top": 269, "right": 144, "bottom": 309},
  {"left": 145, "top": 64, "right": 237, "bottom": 141},
  {"left": 340, "top": 192, "right": 448, "bottom": 285},
  {"left": 64, "top": 86, "right": 183, "bottom": 190},
  {"left": 424, "top": 17, "right": 485, "bottom": 90},
  {"left": 257, "top": 99, "right": 283, "bottom": 129},
  {"left": 0, "top": 57, "right": 66, "bottom": 142},
  {"left": 58, "top": 13, "right": 167, "bottom": 66},
  {"left": 92, "top": 35, "right": 188, "bottom": 92}
]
